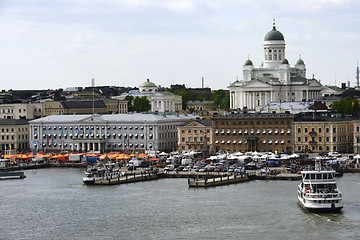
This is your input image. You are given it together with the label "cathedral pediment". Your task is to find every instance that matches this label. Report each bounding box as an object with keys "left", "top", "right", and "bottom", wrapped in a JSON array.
[{"left": 243, "top": 79, "right": 272, "bottom": 88}]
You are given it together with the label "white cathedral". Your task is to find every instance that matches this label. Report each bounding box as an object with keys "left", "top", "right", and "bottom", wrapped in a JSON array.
[{"left": 228, "top": 20, "right": 322, "bottom": 110}]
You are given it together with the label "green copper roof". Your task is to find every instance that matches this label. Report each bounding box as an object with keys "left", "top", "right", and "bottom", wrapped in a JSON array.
[
  {"left": 296, "top": 58, "right": 305, "bottom": 65},
  {"left": 264, "top": 27, "right": 284, "bottom": 41},
  {"left": 244, "top": 59, "right": 253, "bottom": 66},
  {"left": 139, "top": 79, "right": 157, "bottom": 88},
  {"left": 281, "top": 58, "right": 289, "bottom": 64}
]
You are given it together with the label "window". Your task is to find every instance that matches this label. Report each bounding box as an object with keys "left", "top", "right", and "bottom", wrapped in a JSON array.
[
  {"left": 333, "top": 128, "right": 336, "bottom": 133},
  {"left": 326, "top": 137, "right": 329, "bottom": 142},
  {"left": 318, "top": 127, "right": 322, "bottom": 133},
  {"left": 297, "top": 137, "right": 301, "bottom": 142},
  {"left": 304, "top": 128, "right": 308, "bottom": 133},
  {"left": 318, "top": 137, "right": 322, "bottom": 142},
  {"left": 326, "top": 128, "right": 329, "bottom": 133},
  {"left": 304, "top": 136, "right": 308, "bottom": 142},
  {"left": 188, "top": 130, "right": 191, "bottom": 134}
]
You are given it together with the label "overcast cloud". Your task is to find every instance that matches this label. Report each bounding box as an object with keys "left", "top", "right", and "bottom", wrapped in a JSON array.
[{"left": 0, "top": 0, "right": 359, "bottom": 90}]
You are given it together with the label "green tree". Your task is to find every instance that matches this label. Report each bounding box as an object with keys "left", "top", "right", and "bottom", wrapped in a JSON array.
[
  {"left": 330, "top": 96, "right": 359, "bottom": 114},
  {"left": 212, "top": 89, "right": 230, "bottom": 109},
  {"left": 196, "top": 93, "right": 209, "bottom": 100},
  {"left": 174, "top": 89, "right": 195, "bottom": 110},
  {"left": 124, "top": 95, "right": 134, "bottom": 112},
  {"left": 133, "top": 96, "right": 151, "bottom": 112}
]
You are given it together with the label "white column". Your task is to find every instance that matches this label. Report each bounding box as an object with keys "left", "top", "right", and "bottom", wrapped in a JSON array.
[
  {"left": 252, "top": 93, "right": 255, "bottom": 109},
  {"left": 306, "top": 90, "right": 309, "bottom": 100},
  {"left": 259, "top": 92, "right": 262, "bottom": 106}
]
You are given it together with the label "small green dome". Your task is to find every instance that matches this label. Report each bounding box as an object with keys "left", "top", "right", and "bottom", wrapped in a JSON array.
[
  {"left": 264, "top": 26, "right": 284, "bottom": 41},
  {"left": 139, "top": 79, "right": 157, "bottom": 88},
  {"left": 281, "top": 58, "right": 289, "bottom": 64},
  {"left": 296, "top": 58, "right": 305, "bottom": 65},
  {"left": 244, "top": 59, "right": 253, "bottom": 66}
]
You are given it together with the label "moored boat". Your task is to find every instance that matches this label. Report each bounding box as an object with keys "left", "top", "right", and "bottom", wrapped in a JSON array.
[
  {"left": 83, "top": 162, "right": 124, "bottom": 185},
  {"left": 0, "top": 171, "right": 26, "bottom": 180},
  {"left": 297, "top": 160, "right": 343, "bottom": 212}
]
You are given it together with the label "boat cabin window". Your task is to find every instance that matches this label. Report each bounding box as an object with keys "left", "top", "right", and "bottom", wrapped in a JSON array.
[
  {"left": 305, "top": 174, "right": 310, "bottom": 179},
  {"left": 328, "top": 173, "right": 334, "bottom": 179},
  {"left": 310, "top": 174, "right": 315, "bottom": 179},
  {"left": 316, "top": 173, "right": 322, "bottom": 180},
  {"left": 323, "top": 173, "right": 328, "bottom": 179}
]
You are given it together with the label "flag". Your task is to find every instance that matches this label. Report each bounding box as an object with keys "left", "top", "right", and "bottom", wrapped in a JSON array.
[{"left": 126, "top": 135, "right": 130, "bottom": 154}]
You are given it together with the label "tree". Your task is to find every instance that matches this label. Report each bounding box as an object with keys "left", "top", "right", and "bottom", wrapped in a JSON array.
[
  {"left": 133, "top": 96, "right": 151, "bottom": 112},
  {"left": 197, "top": 93, "right": 209, "bottom": 100},
  {"left": 212, "top": 89, "right": 230, "bottom": 110},
  {"left": 174, "top": 89, "right": 195, "bottom": 110},
  {"left": 330, "top": 96, "right": 359, "bottom": 114},
  {"left": 124, "top": 95, "right": 134, "bottom": 112}
]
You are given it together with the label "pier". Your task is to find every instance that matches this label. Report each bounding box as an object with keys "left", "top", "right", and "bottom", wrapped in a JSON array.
[
  {"left": 91, "top": 171, "right": 163, "bottom": 185},
  {"left": 188, "top": 174, "right": 249, "bottom": 187}
]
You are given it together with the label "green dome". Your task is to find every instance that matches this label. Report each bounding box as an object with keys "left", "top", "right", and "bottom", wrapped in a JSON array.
[
  {"left": 296, "top": 58, "right": 305, "bottom": 65},
  {"left": 281, "top": 58, "right": 289, "bottom": 64},
  {"left": 264, "top": 26, "right": 284, "bottom": 41},
  {"left": 244, "top": 59, "right": 253, "bottom": 66},
  {"left": 139, "top": 79, "right": 157, "bottom": 88}
]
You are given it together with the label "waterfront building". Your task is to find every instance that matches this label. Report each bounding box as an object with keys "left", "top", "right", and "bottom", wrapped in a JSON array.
[
  {"left": 294, "top": 112, "right": 353, "bottom": 153},
  {"left": 353, "top": 120, "right": 360, "bottom": 154},
  {"left": 177, "top": 119, "right": 213, "bottom": 153},
  {"left": 0, "top": 102, "right": 44, "bottom": 119},
  {"left": 0, "top": 119, "right": 29, "bottom": 153},
  {"left": 29, "top": 113, "right": 197, "bottom": 153},
  {"left": 212, "top": 113, "right": 294, "bottom": 153},
  {"left": 113, "top": 79, "right": 182, "bottom": 112},
  {"left": 228, "top": 20, "right": 322, "bottom": 110}
]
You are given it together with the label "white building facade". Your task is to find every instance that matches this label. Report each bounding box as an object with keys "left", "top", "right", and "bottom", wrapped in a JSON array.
[
  {"left": 29, "top": 113, "right": 197, "bottom": 153},
  {"left": 228, "top": 21, "right": 322, "bottom": 110}
]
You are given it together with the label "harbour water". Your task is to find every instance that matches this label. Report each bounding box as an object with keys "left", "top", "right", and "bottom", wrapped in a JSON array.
[{"left": 1, "top": 168, "right": 359, "bottom": 240}]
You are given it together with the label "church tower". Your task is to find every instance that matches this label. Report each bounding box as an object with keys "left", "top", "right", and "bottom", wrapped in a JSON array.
[{"left": 263, "top": 19, "right": 286, "bottom": 69}]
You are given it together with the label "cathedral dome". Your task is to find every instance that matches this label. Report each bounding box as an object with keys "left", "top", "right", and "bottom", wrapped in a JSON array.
[
  {"left": 281, "top": 58, "right": 289, "bottom": 64},
  {"left": 244, "top": 59, "right": 253, "bottom": 66},
  {"left": 296, "top": 58, "right": 305, "bottom": 65},
  {"left": 264, "top": 26, "right": 284, "bottom": 41}
]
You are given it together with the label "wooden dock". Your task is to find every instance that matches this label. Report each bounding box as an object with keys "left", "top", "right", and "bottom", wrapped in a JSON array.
[
  {"left": 188, "top": 174, "right": 249, "bottom": 188},
  {"left": 92, "top": 171, "right": 163, "bottom": 185}
]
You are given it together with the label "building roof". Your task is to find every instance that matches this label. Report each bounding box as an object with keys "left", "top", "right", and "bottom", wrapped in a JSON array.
[
  {"left": 244, "top": 59, "right": 253, "bottom": 66},
  {"left": 0, "top": 119, "right": 29, "bottom": 126},
  {"left": 179, "top": 118, "right": 212, "bottom": 127},
  {"left": 139, "top": 79, "right": 157, "bottom": 88},
  {"left": 60, "top": 101, "right": 107, "bottom": 109},
  {"left": 29, "top": 113, "right": 199, "bottom": 124},
  {"left": 264, "top": 26, "right": 284, "bottom": 41}
]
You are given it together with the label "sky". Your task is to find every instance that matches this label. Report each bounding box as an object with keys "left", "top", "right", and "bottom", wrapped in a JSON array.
[{"left": 0, "top": 0, "right": 359, "bottom": 91}]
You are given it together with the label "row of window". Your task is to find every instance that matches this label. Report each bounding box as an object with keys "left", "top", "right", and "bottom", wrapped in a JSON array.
[
  {"left": 34, "top": 133, "right": 153, "bottom": 140},
  {"left": 1, "top": 128, "right": 27, "bottom": 132},
  {"left": 214, "top": 140, "right": 289, "bottom": 144},
  {"left": 182, "top": 129, "right": 210, "bottom": 134},
  {"left": 181, "top": 137, "right": 210, "bottom": 143},
  {"left": 297, "top": 136, "right": 349, "bottom": 143},
  {"left": 1, "top": 135, "right": 28, "bottom": 140},
  {"left": 215, "top": 120, "right": 291, "bottom": 126},
  {"left": 297, "top": 127, "right": 347, "bottom": 134},
  {"left": 215, "top": 128, "right": 291, "bottom": 135},
  {"left": 35, "top": 125, "right": 151, "bottom": 131}
]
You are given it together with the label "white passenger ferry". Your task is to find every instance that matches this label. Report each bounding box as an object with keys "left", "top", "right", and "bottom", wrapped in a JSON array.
[{"left": 297, "top": 160, "right": 343, "bottom": 212}]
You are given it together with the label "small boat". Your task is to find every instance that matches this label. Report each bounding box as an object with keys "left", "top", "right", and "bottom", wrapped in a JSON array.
[
  {"left": 83, "top": 162, "right": 123, "bottom": 185},
  {"left": 0, "top": 171, "right": 26, "bottom": 180},
  {"left": 297, "top": 160, "right": 343, "bottom": 212}
]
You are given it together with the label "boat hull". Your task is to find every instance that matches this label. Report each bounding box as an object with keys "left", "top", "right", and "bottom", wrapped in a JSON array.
[{"left": 297, "top": 195, "right": 343, "bottom": 213}]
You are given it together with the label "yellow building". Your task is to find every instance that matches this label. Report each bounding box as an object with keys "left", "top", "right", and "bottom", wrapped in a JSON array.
[
  {"left": 0, "top": 119, "right": 29, "bottom": 154},
  {"left": 294, "top": 113, "right": 353, "bottom": 153},
  {"left": 178, "top": 119, "right": 213, "bottom": 153}
]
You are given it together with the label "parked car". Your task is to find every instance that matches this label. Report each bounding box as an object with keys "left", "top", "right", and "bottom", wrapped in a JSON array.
[
  {"left": 183, "top": 166, "right": 192, "bottom": 171},
  {"left": 164, "top": 165, "right": 175, "bottom": 171}
]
